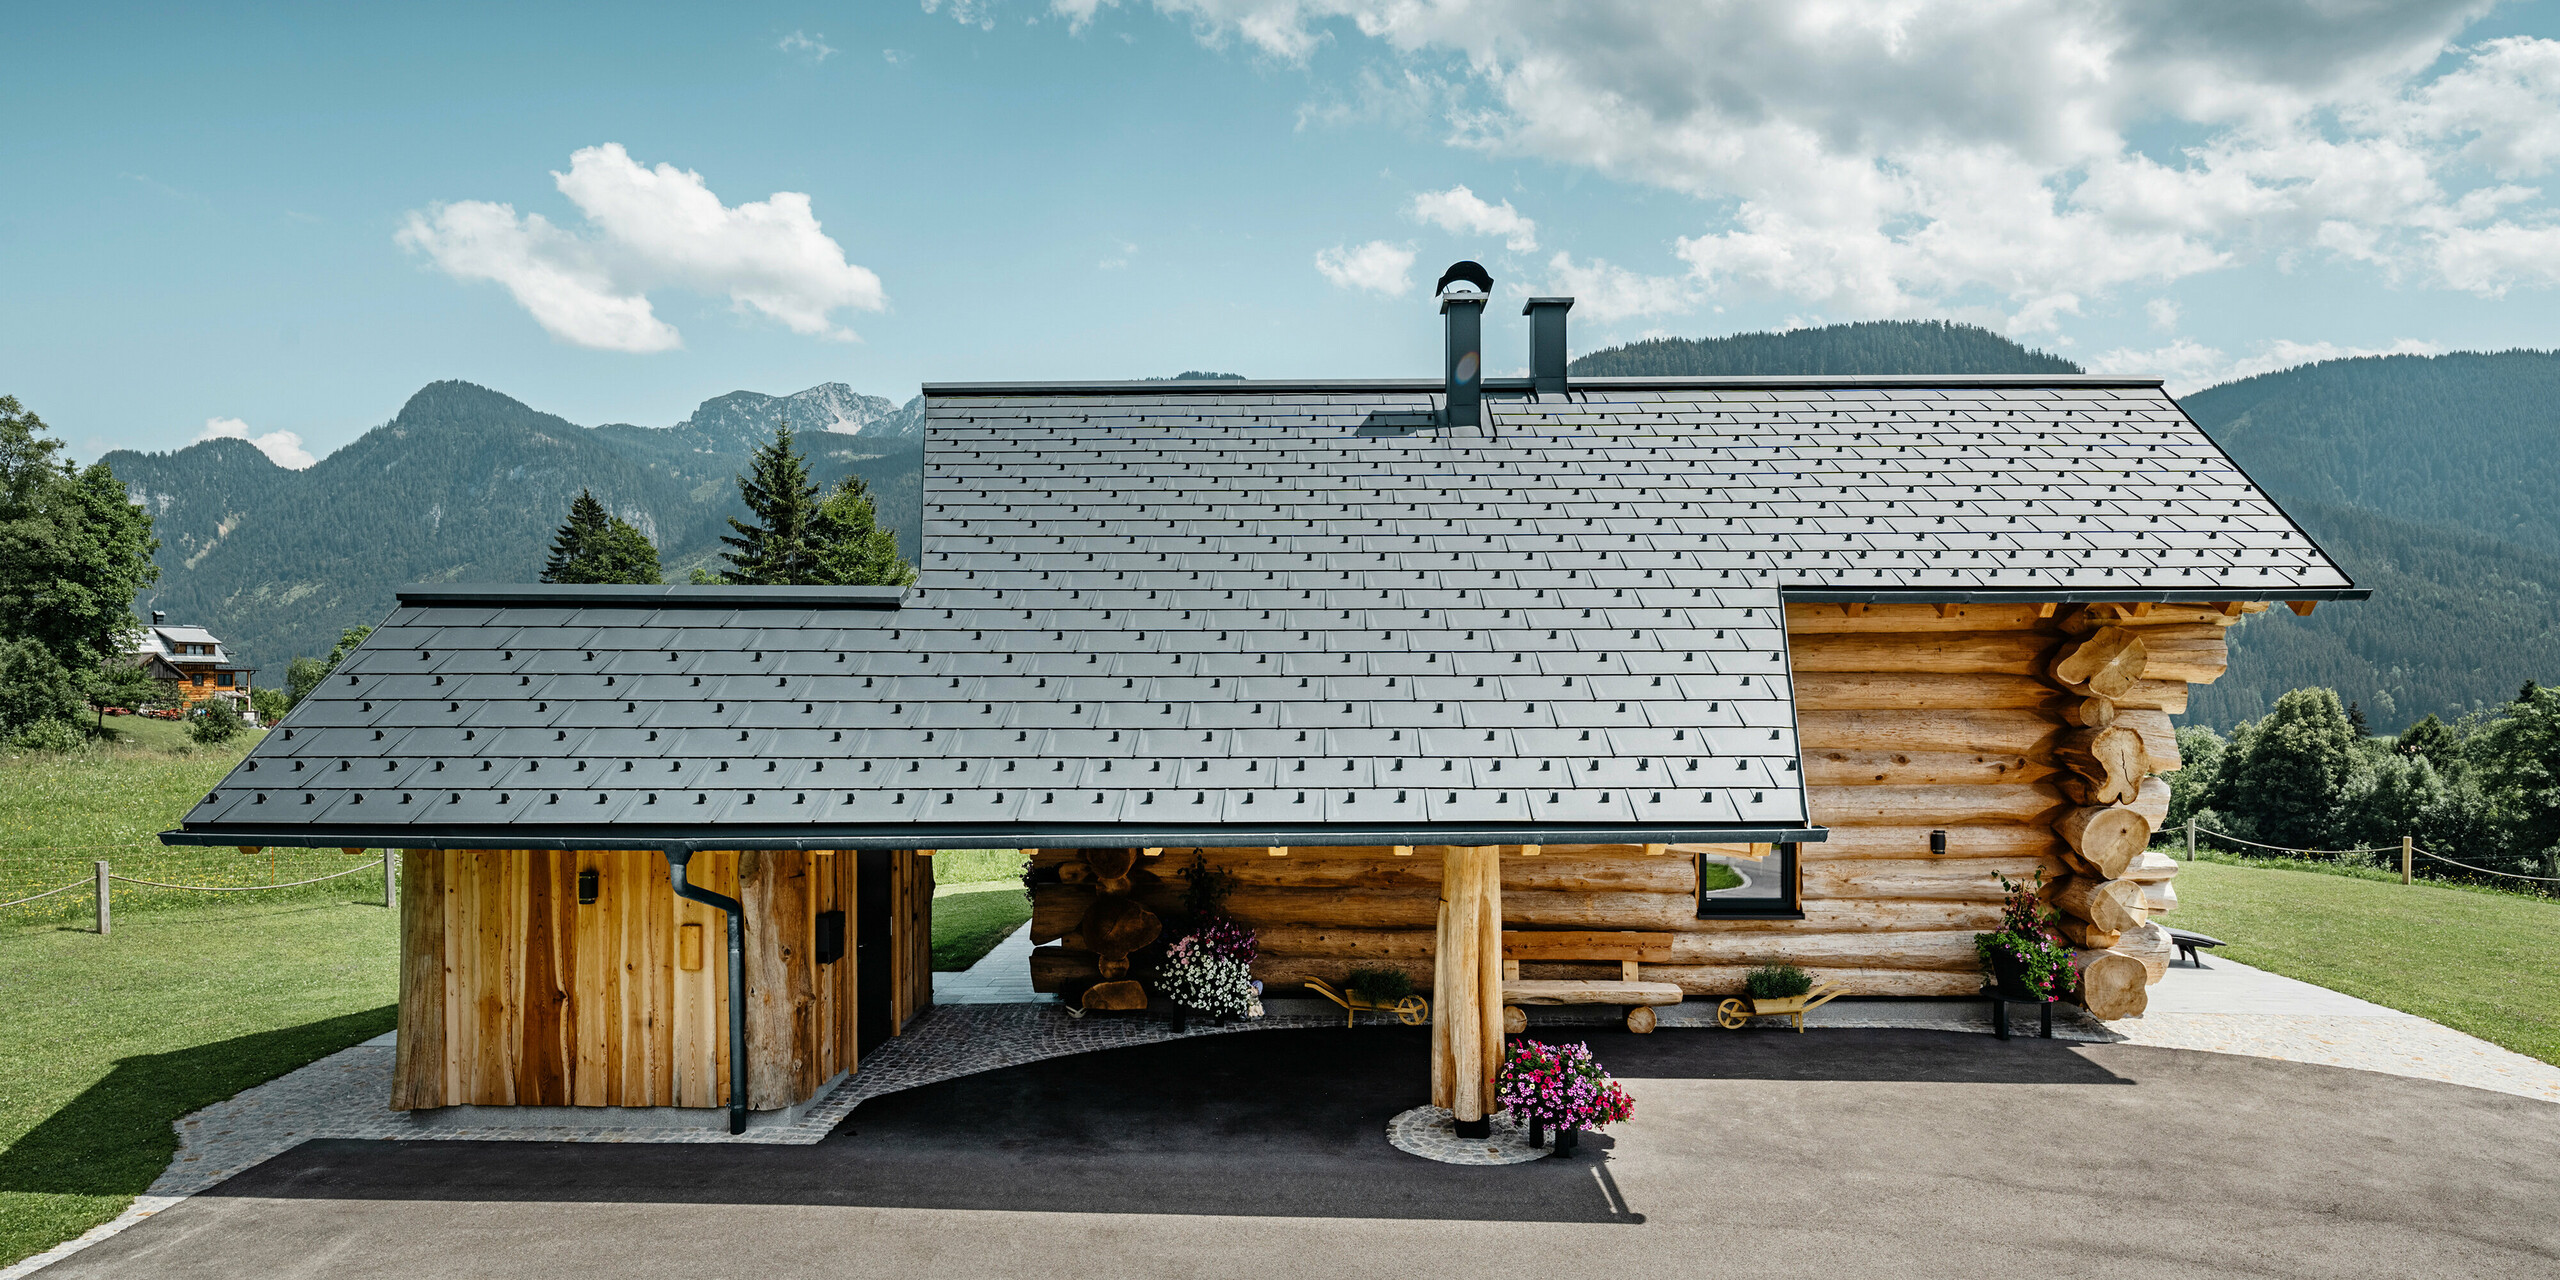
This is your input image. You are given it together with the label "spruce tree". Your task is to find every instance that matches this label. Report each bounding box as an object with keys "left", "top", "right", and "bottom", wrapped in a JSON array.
[
  {"left": 719, "top": 426, "right": 821, "bottom": 585},
  {"left": 542, "top": 490, "right": 610, "bottom": 581},
  {"left": 542, "top": 489, "right": 661, "bottom": 585},
  {"left": 810, "top": 475, "right": 917, "bottom": 587},
  {"left": 2346, "top": 700, "right": 2370, "bottom": 737}
]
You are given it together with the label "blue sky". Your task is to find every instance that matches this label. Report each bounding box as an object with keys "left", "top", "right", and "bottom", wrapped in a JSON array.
[{"left": 9, "top": 1, "right": 2560, "bottom": 466}]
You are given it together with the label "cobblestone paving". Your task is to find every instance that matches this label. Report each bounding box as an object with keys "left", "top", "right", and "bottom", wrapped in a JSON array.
[{"left": 1386, "top": 1105, "right": 1551, "bottom": 1165}]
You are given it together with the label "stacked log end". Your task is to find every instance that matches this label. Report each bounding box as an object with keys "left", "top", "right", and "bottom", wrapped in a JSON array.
[
  {"left": 2037, "top": 613, "right": 2236, "bottom": 1018},
  {"left": 1020, "top": 601, "right": 2247, "bottom": 1021}
]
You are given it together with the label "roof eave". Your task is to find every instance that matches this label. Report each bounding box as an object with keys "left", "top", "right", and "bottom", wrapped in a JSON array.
[
  {"left": 921, "top": 374, "right": 2167, "bottom": 397},
  {"left": 162, "top": 821, "right": 1830, "bottom": 853}
]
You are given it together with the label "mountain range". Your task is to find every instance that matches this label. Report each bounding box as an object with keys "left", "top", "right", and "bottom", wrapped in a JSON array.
[
  {"left": 109, "top": 382, "right": 922, "bottom": 680},
  {"left": 93, "top": 323, "right": 2560, "bottom": 732}
]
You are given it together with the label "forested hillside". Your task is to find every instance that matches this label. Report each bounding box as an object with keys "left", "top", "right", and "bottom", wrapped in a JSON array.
[
  {"left": 107, "top": 381, "right": 921, "bottom": 679},
  {"left": 2184, "top": 351, "right": 2560, "bottom": 557},
  {"left": 1571, "top": 319, "right": 2080, "bottom": 377},
  {"left": 2181, "top": 351, "right": 2560, "bottom": 731}
]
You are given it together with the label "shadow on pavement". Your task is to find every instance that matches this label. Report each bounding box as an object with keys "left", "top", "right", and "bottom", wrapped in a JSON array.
[{"left": 196, "top": 1026, "right": 2127, "bottom": 1223}]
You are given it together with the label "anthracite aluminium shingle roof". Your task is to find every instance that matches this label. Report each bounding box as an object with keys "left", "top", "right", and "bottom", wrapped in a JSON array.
[{"left": 170, "top": 376, "right": 2356, "bottom": 852}]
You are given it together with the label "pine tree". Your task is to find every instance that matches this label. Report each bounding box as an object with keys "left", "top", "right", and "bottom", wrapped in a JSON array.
[
  {"left": 719, "top": 426, "right": 821, "bottom": 585},
  {"left": 2520, "top": 679, "right": 2542, "bottom": 705},
  {"left": 541, "top": 490, "right": 661, "bottom": 585},
  {"left": 809, "top": 475, "right": 917, "bottom": 587},
  {"left": 2346, "top": 700, "right": 2370, "bottom": 736},
  {"left": 541, "top": 490, "right": 610, "bottom": 582}
]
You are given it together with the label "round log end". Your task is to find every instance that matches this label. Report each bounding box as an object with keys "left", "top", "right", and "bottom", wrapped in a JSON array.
[
  {"left": 1503, "top": 1004, "right": 1527, "bottom": 1034},
  {"left": 1081, "top": 980, "right": 1148, "bottom": 1012},
  {"left": 1626, "top": 1005, "right": 1658, "bottom": 1034}
]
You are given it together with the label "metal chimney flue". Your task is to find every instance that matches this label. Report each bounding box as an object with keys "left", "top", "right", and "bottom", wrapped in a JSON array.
[
  {"left": 151, "top": 611, "right": 166, "bottom": 626},
  {"left": 1435, "top": 261, "right": 1493, "bottom": 429},
  {"left": 1524, "top": 296, "right": 1574, "bottom": 395}
]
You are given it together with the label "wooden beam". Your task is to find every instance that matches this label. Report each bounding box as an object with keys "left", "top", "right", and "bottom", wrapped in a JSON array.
[
  {"left": 2218, "top": 601, "right": 2247, "bottom": 616},
  {"left": 1642, "top": 842, "right": 1669, "bottom": 857},
  {"left": 1933, "top": 602, "right": 1962, "bottom": 618},
  {"left": 1140, "top": 847, "right": 1163, "bottom": 858},
  {"left": 1266, "top": 846, "right": 1289, "bottom": 857},
  {"left": 1515, "top": 844, "right": 1541, "bottom": 857},
  {"left": 2287, "top": 600, "right": 2317, "bottom": 616},
  {"left": 1391, "top": 845, "right": 1413, "bottom": 857}
]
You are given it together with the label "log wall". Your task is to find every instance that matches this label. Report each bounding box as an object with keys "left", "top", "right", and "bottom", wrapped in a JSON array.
[
  {"left": 1023, "top": 600, "right": 2242, "bottom": 1019},
  {"left": 391, "top": 847, "right": 925, "bottom": 1111}
]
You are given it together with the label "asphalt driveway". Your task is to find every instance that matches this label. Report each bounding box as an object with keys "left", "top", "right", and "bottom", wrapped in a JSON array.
[{"left": 43, "top": 1026, "right": 2560, "bottom": 1278}]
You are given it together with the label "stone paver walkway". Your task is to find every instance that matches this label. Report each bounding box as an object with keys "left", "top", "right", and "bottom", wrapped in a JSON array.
[{"left": 931, "top": 920, "right": 1047, "bottom": 1005}]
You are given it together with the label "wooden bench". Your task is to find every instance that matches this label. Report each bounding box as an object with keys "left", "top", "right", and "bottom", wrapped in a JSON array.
[
  {"left": 1500, "top": 931, "right": 1686, "bottom": 1033},
  {"left": 2169, "top": 929, "right": 2227, "bottom": 969}
]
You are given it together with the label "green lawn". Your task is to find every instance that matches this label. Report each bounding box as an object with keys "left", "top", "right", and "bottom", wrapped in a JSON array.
[
  {"left": 0, "top": 729, "right": 402, "bottom": 1266},
  {"left": 931, "top": 887, "right": 1030, "bottom": 971},
  {"left": 2168, "top": 858, "right": 2560, "bottom": 1066},
  {"left": 931, "top": 848, "right": 1026, "bottom": 886}
]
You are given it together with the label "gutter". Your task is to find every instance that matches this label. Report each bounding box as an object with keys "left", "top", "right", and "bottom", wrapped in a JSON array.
[{"left": 663, "top": 846, "right": 749, "bottom": 1136}]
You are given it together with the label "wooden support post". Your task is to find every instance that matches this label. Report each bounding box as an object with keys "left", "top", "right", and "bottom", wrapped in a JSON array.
[
  {"left": 1431, "top": 845, "right": 1506, "bottom": 1134},
  {"left": 2186, "top": 816, "right": 2196, "bottom": 861},
  {"left": 2402, "top": 835, "right": 2413, "bottom": 886},
  {"left": 2286, "top": 601, "right": 2317, "bottom": 616},
  {"left": 1475, "top": 844, "right": 1504, "bottom": 1122},
  {"left": 94, "top": 860, "right": 110, "bottom": 936},
  {"left": 383, "top": 849, "right": 397, "bottom": 909}
]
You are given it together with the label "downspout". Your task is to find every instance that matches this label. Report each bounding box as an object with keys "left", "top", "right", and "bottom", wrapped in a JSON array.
[{"left": 665, "top": 846, "right": 749, "bottom": 1135}]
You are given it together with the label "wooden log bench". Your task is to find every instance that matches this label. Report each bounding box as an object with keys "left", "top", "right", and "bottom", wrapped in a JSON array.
[{"left": 1500, "top": 931, "right": 1686, "bottom": 1033}]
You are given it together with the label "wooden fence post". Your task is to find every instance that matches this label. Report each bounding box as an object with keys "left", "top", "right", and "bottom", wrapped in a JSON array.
[
  {"left": 94, "top": 860, "right": 110, "bottom": 936},
  {"left": 2185, "top": 816, "right": 2196, "bottom": 861},
  {"left": 2401, "top": 836, "right": 2413, "bottom": 886},
  {"left": 383, "top": 849, "right": 396, "bottom": 908}
]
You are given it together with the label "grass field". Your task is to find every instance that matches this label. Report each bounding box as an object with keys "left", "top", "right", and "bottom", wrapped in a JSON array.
[{"left": 2169, "top": 857, "right": 2560, "bottom": 1066}]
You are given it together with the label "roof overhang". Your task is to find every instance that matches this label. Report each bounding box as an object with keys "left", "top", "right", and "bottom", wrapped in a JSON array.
[{"left": 163, "top": 821, "right": 1829, "bottom": 852}]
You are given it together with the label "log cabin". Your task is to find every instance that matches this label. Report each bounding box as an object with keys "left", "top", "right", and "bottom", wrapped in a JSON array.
[{"left": 164, "top": 272, "right": 2363, "bottom": 1136}]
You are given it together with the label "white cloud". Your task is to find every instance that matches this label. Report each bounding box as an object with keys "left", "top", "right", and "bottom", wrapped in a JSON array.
[
  {"left": 2088, "top": 336, "right": 2446, "bottom": 395},
  {"left": 1314, "top": 239, "right": 1416, "bottom": 295},
  {"left": 2145, "top": 298, "right": 2181, "bottom": 331},
  {"left": 1409, "top": 184, "right": 1536, "bottom": 251},
  {"left": 1096, "top": 2, "right": 2560, "bottom": 315},
  {"left": 1098, "top": 238, "right": 1137, "bottom": 269},
  {"left": 778, "top": 30, "right": 836, "bottom": 62},
  {"left": 883, "top": 48, "right": 913, "bottom": 64},
  {"left": 398, "top": 144, "right": 885, "bottom": 353},
  {"left": 924, "top": 0, "right": 1001, "bottom": 32},
  {"left": 1540, "top": 251, "right": 1689, "bottom": 322},
  {"left": 196, "top": 417, "right": 316, "bottom": 470}
]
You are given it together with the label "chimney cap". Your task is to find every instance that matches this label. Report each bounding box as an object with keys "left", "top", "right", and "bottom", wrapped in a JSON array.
[
  {"left": 1522, "top": 296, "right": 1575, "bottom": 314},
  {"left": 1434, "top": 260, "right": 1494, "bottom": 297}
]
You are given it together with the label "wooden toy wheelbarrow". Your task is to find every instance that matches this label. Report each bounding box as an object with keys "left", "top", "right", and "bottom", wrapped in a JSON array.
[
  {"left": 1304, "top": 978, "right": 1430, "bottom": 1028},
  {"left": 1716, "top": 981, "right": 1847, "bottom": 1032}
]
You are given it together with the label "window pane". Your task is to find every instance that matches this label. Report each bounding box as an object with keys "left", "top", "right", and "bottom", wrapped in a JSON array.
[{"left": 1698, "top": 843, "right": 1797, "bottom": 915}]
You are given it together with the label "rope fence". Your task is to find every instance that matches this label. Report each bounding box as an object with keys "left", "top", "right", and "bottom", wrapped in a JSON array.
[
  {"left": 1, "top": 846, "right": 398, "bottom": 928},
  {"left": 2185, "top": 820, "right": 2560, "bottom": 893}
]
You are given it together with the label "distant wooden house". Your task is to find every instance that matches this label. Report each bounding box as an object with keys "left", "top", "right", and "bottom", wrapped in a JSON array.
[
  {"left": 165, "top": 275, "right": 2362, "bottom": 1135},
  {"left": 133, "top": 615, "right": 255, "bottom": 709}
]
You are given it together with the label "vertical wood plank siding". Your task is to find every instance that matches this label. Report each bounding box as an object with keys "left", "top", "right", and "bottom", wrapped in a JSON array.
[{"left": 393, "top": 848, "right": 892, "bottom": 1112}]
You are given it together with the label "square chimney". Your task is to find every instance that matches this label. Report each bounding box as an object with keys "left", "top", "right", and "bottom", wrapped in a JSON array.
[{"left": 1524, "top": 297, "right": 1573, "bottom": 395}]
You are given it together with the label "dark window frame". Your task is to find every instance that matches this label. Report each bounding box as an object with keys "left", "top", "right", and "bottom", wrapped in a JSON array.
[{"left": 1696, "top": 842, "right": 1804, "bottom": 919}]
